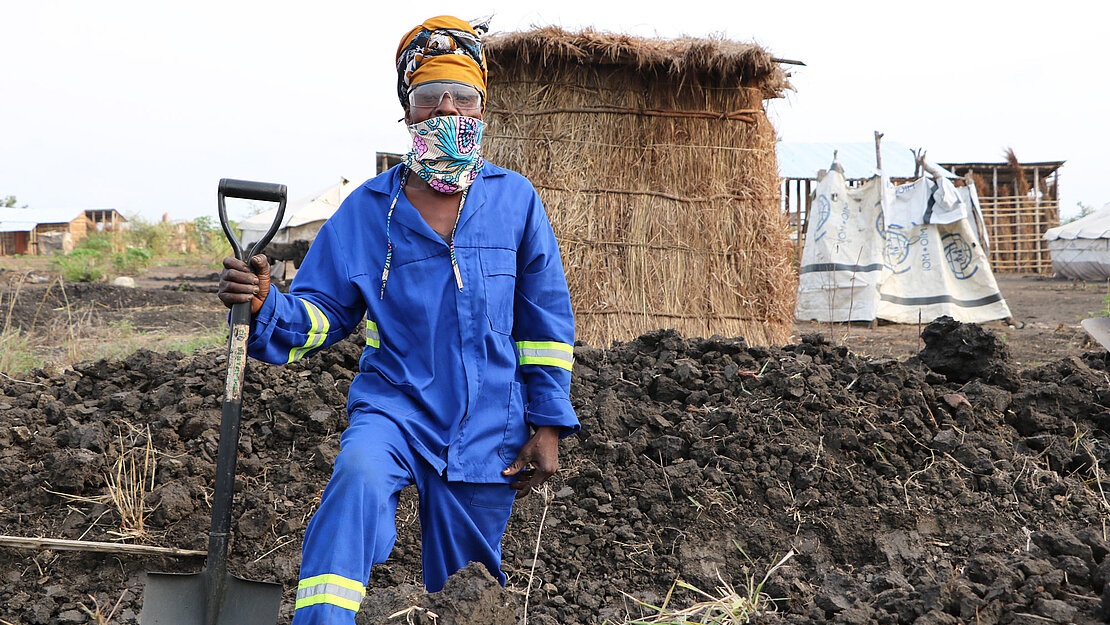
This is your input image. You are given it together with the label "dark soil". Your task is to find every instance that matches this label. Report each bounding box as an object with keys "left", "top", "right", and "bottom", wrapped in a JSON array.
[
  {"left": 1, "top": 318, "right": 1109, "bottom": 624},
  {"left": 0, "top": 281, "right": 225, "bottom": 336}
]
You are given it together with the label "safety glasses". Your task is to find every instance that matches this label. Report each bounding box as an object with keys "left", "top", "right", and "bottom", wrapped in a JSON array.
[{"left": 408, "top": 81, "right": 483, "bottom": 112}]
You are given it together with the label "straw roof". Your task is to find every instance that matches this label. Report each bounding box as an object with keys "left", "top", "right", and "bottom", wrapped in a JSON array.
[{"left": 485, "top": 27, "right": 791, "bottom": 97}]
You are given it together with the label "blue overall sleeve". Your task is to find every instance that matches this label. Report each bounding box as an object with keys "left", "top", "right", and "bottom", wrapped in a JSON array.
[
  {"left": 247, "top": 221, "right": 366, "bottom": 364},
  {"left": 513, "top": 188, "right": 579, "bottom": 435}
]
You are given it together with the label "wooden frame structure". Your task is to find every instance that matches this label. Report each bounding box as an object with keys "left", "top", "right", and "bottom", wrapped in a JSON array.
[
  {"left": 84, "top": 209, "right": 126, "bottom": 232},
  {"left": 938, "top": 161, "right": 1063, "bottom": 274}
]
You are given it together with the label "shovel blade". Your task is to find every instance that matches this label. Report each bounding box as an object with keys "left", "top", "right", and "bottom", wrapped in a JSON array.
[
  {"left": 141, "top": 571, "right": 282, "bottom": 625},
  {"left": 1082, "top": 317, "right": 1110, "bottom": 351}
]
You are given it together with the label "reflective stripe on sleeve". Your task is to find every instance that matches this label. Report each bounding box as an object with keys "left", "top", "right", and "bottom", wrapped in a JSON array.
[
  {"left": 516, "top": 340, "right": 573, "bottom": 371},
  {"left": 295, "top": 573, "right": 366, "bottom": 612},
  {"left": 366, "top": 319, "right": 380, "bottom": 349},
  {"left": 287, "top": 299, "right": 330, "bottom": 363}
]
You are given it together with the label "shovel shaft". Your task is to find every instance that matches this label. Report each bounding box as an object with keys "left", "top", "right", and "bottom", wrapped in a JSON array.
[{"left": 207, "top": 300, "right": 252, "bottom": 624}]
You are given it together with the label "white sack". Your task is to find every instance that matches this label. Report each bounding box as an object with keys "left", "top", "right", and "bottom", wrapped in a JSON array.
[
  {"left": 877, "top": 181, "right": 1011, "bottom": 324},
  {"left": 794, "top": 169, "right": 887, "bottom": 322},
  {"left": 886, "top": 177, "right": 968, "bottom": 228}
]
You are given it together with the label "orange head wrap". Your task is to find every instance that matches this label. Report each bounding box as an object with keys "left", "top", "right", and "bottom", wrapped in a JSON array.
[{"left": 396, "top": 16, "right": 488, "bottom": 108}]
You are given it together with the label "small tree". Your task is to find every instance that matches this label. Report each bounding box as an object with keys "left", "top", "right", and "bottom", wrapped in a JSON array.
[{"left": 1063, "top": 202, "right": 1097, "bottom": 225}]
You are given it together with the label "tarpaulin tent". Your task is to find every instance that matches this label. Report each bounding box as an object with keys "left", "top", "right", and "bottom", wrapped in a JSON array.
[
  {"left": 1043, "top": 204, "right": 1110, "bottom": 281},
  {"left": 239, "top": 178, "right": 359, "bottom": 247},
  {"left": 795, "top": 160, "right": 1011, "bottom": 324}
]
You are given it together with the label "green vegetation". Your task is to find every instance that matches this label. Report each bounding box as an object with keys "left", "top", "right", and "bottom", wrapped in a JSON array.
[
  {"left": 49, "top": 216, "right": 231, "bottom": 282},
  {"left": 0, "top": 328, "right": 39, "bottom": 375},
  {"left": 1084, "top": 281, "right": 1110, "bottom": 319},
  {"left": 0, "top": 314, "right": 226, "bottom": 377},
  {"left": 54, "top": 247, "right": 106, "bottom": 282}
]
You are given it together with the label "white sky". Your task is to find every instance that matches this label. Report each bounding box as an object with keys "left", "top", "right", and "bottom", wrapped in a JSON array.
[{"left": 2, "top": 1, "right": 1106, "bottom": 222}]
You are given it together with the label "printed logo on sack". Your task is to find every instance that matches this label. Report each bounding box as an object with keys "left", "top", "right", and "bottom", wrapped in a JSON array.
[
  {"left": 942, "top": 233, "right": 978, "bottom": 280},
  {"left": 813, "top": 194, "right": 831, "bottom": 241},
  {"left": 883, "top": 225, "right": 911, "bottom": 275},
  {"left": 874, "top": 205, "right": 885, "bottom": 237}
]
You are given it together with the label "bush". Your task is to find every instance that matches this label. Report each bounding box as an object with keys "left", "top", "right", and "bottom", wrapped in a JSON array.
[
  {"left": 78, "top": 233, "right": 114, "bottom": 254},
  {"left": 54, "top": 248, "right": 105, "bottom": 282},
  {"left": 188, "top": 216, "right": 231, "bottom": 264},
  {"left": 111, "top": 247, "right": 154, "bottom": 275},
  {"left": 123, "top": 217, "right": 173, "bottom": 256}
]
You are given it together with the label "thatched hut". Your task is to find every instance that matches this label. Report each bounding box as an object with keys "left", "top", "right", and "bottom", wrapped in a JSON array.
[{"left": 483, "top": 28, "right": 795, "bottom": 347}]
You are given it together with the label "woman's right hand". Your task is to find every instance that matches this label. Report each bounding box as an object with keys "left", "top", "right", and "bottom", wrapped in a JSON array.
[{"left": 218, "top": 254, "right": 270, "bottom": 315}]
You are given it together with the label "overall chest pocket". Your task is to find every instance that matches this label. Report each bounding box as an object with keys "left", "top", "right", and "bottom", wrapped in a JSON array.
[{"left": 479, "top": 247, "right": 517, "bottom": 335}]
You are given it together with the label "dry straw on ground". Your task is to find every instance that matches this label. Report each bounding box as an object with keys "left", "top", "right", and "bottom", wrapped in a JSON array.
[{"left": 484, "top": 28, "right": 797, "bottom": 347}]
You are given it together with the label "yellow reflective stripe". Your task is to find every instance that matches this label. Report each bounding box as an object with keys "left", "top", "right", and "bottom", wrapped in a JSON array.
[
  {"left": 295, "top": 573, "right": 365, "bottom": 612},
  {"left": 366, "top": 319, "right": 380, "bottom": 349},
  {"left": 515, "top": 340, "right": 573, "bottom": 353},
  {"left": 287, "top": 299, "right": 330, "bottom": 363},
  {"left": 518, "top": 355, "right": 574, "bottom": 371},
  {"left": 297, "top": 574, "right": 365, "bottom": 593},
  {"left": 294, "top": 594, "right": 362, "bottom": 612},
  {"left": 516, "top": 341, "right": 574, "bottom": 371}
]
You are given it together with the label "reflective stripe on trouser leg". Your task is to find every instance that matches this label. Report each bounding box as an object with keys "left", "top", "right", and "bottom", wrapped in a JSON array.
[
  {"left": 291, "top": 417, "right": 415, "bottom": 625},
  {"left": 295, "top": 574, "right": 365, "bottom": 611},
  {"left": 417, "top": 476, "right": 516, "bottom": 593}
]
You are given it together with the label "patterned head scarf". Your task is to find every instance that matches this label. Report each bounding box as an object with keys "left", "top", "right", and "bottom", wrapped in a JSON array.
[{"left": 395, "top": 16, "right": 489, "bottom": 109}]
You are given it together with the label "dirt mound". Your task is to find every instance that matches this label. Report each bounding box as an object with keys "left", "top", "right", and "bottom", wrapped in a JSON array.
[
  {"left": 357, "top": 562, "right": 520, "bottom": 625},
  {"left": 918, "top": 315, "right": 1013, "bottom": 383},
  {"left": 1, "top": 321, "right": 1108, "bottom": 624}
]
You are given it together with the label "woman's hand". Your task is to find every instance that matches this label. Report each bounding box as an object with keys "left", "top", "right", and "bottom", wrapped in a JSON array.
[
  {"left": 218, "top": 254, "right": 270, "bottom": 315},
  {"left": 503, "top": 426, "right": 561, "bottom": 499}
]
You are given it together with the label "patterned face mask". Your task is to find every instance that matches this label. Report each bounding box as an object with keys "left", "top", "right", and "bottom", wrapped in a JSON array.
[{"left": 403, "top": 115, "right": 485, "bottom": 194}]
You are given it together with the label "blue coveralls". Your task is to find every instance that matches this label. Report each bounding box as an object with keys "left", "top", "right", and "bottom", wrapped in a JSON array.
[{"left": 245, "top": 163, "right": 578, "bottom": 624}]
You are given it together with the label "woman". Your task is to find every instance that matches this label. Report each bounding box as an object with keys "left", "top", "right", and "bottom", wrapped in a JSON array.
[{"left": 218, "top": 15, "right": 578, "bottom": 625}]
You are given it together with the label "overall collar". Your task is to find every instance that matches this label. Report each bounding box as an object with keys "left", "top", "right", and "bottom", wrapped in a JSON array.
[{"left": 367, "top": 163, "right": 507, "bottom": 244}]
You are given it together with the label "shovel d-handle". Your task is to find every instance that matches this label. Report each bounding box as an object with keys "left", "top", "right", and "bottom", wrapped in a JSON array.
[
  {"left": 217, "top": 178, "right": 287, "bottom": 263},
  {"left": 210, "top": 178, "right": 287, "bottom": 624}
]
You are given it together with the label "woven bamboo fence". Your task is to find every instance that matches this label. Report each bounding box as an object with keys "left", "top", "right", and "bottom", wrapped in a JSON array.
[
  {"left": 945, "top": 156, "right": 1062, "bottom": 275},
  {"left": 483, "top": 28, "right": 796, "bottom": 347},
  {"left": 977, "top": 195, "right": 1059, "bottom": 274}
]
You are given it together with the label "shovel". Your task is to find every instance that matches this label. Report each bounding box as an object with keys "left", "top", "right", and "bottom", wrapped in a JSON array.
[
  {"left": 1082, "top": 317, "right": 1110, "bottom": 351},
  {"left": 141, "top": 179, "right": 288, "bottom": 625}
]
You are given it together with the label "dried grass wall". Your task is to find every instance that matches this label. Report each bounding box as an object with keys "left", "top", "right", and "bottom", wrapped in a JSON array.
[{"left": 484, "top": 49, "right": 796, "bottom": 347}]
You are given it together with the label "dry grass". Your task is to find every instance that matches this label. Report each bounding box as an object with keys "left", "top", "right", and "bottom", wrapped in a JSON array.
[
  {"left": 484, "top": 28, "right": 796, "bottom": 347},
  {"left": 0, "top": 273, "right": 225, "bottom": 376},
  {"left": 484, "top": 28, "right": 790, "bottom": 98},
  {"left": 0, "top": 272, "right": 39, "bottom": 374},
  {"left": 615, "top": 550, "right": 795, "bottom": 625},
  {"left": 105, "top": 423, "right": 157, "bottom": 540},
  {"left": 79, "top": 591, "right": 128, "bottom": 625}
]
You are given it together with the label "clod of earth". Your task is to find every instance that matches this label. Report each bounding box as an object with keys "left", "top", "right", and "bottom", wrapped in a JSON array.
[{"left": 0, "top": 318, "right": 1109, "bottom": 624}]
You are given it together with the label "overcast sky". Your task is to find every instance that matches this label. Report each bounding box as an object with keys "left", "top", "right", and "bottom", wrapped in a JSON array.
[{"left": 2, "top": 1, "right": 1105, "bottom": 222}]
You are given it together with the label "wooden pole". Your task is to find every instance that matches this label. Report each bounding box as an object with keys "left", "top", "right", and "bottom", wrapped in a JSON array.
[
  {"left": 1034, "top": 166, "right": 1042, "bottom": 273},
  {"left": 992, "top": 166, "right": 1004, "bottom": 268},
  {"left": 786, "top": 180, "right": 798, "bottom": 260},
  {"left": 874, "top": 131, "right": 884, "bottom": 171},
  {"left": 0, "top": 535, "right": 206, "bottom": 557}
]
